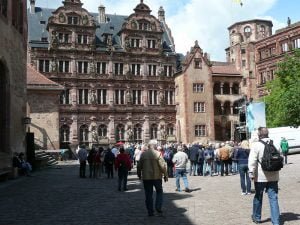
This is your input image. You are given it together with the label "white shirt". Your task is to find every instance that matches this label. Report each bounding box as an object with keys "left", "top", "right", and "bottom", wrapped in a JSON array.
[
  {"left": 172, "top": 151, "right": 188, "bottom": 169},
  {"left": 111, "top": 147, "right": 119, "bottom": 157}
]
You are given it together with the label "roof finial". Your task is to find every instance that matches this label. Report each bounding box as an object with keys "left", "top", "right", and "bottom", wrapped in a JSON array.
[
  {"left": 287, "top": 17, "right": 291, "bottom": 26},
  {"left": 141, "top": 0, "right": 143, "bottom": 3}
]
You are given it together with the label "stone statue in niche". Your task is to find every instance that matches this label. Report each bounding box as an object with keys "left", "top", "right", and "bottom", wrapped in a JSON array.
[
  {"left": 126, "top": 90, "right": 132, "bottom": 104},
  {"left": 51, "top": 60, "right": 57, "bottom": 72},
  {"left": 159, "top": 125, "right": 166, "bottom": 140},
  {"left": 127, "top": 126, "right": 133, "bottom": 141},
  {"left": 159, "top": 90, "right": 165, "bottom": 105},
  {"left": 90, "top": 90, "right": 97, "bottom": 104},
  {"left": 89, "top": 62, "right": 95, "bottom": 73}
]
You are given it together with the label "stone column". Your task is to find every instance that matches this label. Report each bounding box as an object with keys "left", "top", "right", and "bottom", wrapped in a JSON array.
[
  {"left": 70, "top": 88, "right": 77, "bottom": 106},
  {"left": 230, "top": 83, "right": 233, "bottom": 95},
  {"left": 220, "top": 82, "right": 224, "bottom": 95},
  {"left": 143, "top": 86, "right": 148, "bottom": 107},
  {"left": 70, "top": 114, "right": 79, "bottom": 148},
  {"left": 230, "top": 104, "right": 234, "bottom": 115},
  {"left": 108, "top": 84, "right": 114, "bottom": 107},
  {"left": 108, "top": 115, "right": 115, "bottom": 144},
  {"left": 143, "top": 115, "right": 150, "bottom": 143}
]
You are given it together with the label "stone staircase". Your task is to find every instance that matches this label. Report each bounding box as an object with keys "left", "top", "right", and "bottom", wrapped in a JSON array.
[{"left": 34, "top": 150, "right": 59, "bottom": 169}]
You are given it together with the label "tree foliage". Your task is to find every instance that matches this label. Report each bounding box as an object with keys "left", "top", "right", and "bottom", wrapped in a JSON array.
[{"left": 265, "top": 49, "right": 300, "bottom": 128}]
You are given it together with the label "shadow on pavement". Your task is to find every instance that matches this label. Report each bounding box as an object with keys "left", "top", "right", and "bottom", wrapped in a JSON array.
[{"left": 280, "top": 212, "right": 300, "bottom": 224}]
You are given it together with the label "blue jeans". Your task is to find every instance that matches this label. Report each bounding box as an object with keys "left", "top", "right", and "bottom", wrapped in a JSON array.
[
  {"left": 203, "top": 160, "right": 212, "bottom": 176},
  {"left": 143, "top": 180, "right": 163, "bottom": 214},
  {"left": 232, "top": 161, "right": 238, "bottom": 174},
  {"left": 252, "top": 181, "right": 280, "bottom": 225},
  {"left": 175, "top": 168, "right": 189, "bottom": 191},
  {"left": 189, "top": 161, "right": 197, "bottom": 175},
  {"left": 238, "top": 164, "right": 251, "bottom": 193}
]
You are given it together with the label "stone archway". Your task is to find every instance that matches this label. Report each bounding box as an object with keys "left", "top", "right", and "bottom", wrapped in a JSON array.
[{"left": 0, "top": 60, "right": 10, "bottom": 153}]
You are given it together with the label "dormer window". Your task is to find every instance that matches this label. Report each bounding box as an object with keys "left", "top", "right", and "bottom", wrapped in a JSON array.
[
  {"left": 138, "top": 22, "right": 150, "bottom": 31},
  {"left": 194, "top": 58, "right": 202, "bottom": 69},
  {"left": 68, "top": 16, "right": 78, "bottom": 25},
  {"left": 244, "top": 26, "right": 251, "bottom": 37},
  {"left": 58, "top": 33, "right": 69, "bottom": 43},
  {"left": 41, "top": 37, "right": 48, "bottom": 42},
  {"left": 40, "top": 21, "right": 46, "bottom": 25}
]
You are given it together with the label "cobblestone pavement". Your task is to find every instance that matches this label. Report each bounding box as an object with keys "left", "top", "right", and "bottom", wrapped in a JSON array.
[{"left": 0, "top": 154, "right": 300, "bottom": 225}]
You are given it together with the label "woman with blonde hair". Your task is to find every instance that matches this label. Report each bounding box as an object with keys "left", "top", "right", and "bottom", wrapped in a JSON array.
[{"left": 234, "top": 140, "right": 251, "bottom": 195}]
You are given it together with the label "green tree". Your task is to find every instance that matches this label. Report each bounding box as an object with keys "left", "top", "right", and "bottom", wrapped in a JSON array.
[{"left": 265, "top": 49, "right": 300, "bottom": 127}]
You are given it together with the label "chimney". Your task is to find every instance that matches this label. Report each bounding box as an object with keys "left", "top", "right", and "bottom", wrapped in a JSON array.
[
  {"left": 30, "top": 0, "right": 35, "bottom": 14},
  {"left": 158, "top": 6, "right": 165, "bottom": 22},
  {"left": 98, "top": 4, "right": 106, "bottom": 23}
]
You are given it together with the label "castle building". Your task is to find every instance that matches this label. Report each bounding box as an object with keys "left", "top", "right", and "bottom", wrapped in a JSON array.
[
  {"left": 0, "top": 0, "right": 27, "bottom": 176},
  {"left": 27, "top": 0, "right": 178, "bottom": 149},
  {"left": 226, "top": 19, "right": 273, "bottom": 98},
  {"left": 255, "top": 20, "right": 300, "bottom": 97},
  {"left": 175, "top": 42, "right": 243, "bottom": 144}
]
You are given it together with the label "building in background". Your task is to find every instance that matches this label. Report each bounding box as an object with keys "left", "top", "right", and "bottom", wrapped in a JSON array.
[
  {"left": 175, "top": 41, "right": 243, "bottom": 143},
  {"left": 226, "top": 19, "right": 273, "bottom": 99},
  {"left": 27, "top": 0, "right": 178, "bottom": 149},
  {"left": 0, "top": 0, "right": 27, "bottom": 176},
  {"left": 255, "top": 19, "right": 300, "bottom": 97}
]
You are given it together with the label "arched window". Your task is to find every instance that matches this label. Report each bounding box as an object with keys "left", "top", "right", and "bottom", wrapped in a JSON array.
[
  {"left": 223, "top": 101, "right": 231, "bottom": 115},
  {"left": 213, "top": 82, "right": 221, "bottom": 94},
  {"left": 60, "top": 125, "right": 70, "bottom": 143},
  {"left": 232, "top": 83, "right": 240, "bottom": 95},
  {"left": 166, "top": 124, "right": 174, "bottom": 136},
  {"left": 98, "top": 124, "right": 107, "bottom": 137},
  {"left": 233, "top": 101, "right": 239, "bottom": 114},
  {"left": 214, "top": 100, "right": 222, "bottom": 115},
  {"left": 79, "top": 124, "right": 89, "bottom": 143},
  {"left": 223, "top": 83, "right": 230, "bottom": 95},
  {"left": 134, "top": 124, "right": 143, "bottom": 142},
  {"left": 150, "top": 124, "right": 158, "bottom": 139},
  {"left": 244, "top": 26, "right": 251, "bottom": 37}
]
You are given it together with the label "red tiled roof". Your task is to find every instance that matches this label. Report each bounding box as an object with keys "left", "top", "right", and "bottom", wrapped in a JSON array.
[
  {"left": 27, "top": 65, "right": 64, "bottom": 90},
  {"left": 211, "top": 64, "right": 240, "bottom": 76}
]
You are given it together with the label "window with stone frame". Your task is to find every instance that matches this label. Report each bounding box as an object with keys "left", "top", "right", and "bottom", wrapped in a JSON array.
[
  {"left": 97, "top": 89, "right": 107, "bottom": 104},
  {"left": 116, "top": 124, "right": 125, "bottom": 141},
  {"left": 193, "top": 83, "right": 204, "bottom": 93},
  {"left": 58, "top": 60, "right": 70, "bottom": 73},
  {"left": 98, "top": 124, "right": 107, "bottom": 137},
  {"left": 96, "top": 62, "right": 107, "bottom": 74},
  {"left": 166, "top": 124, "right": 174, "bottom": 136},
  {"left": 148, "top": 90, "right": 158, "bottom": 105},
  {"left": 163, "top": 65, "right": 173, "bottom": 77},
  {"left": 79, "top": 125, "right": 89, "bottom": 143},
  {"left": 132, "top": 90, "right": 142, "bottom": 105},
  {"left": 150, "top": 124, "right": 158, "bottom": 139},
  {"left": 194, "top": 58, "right": 202, "bottom": 69},
  {"left": 138, "top": 22, "right": 150, "bottom": 31},
  {"left": 194, "top": 102, "right": 205, "bottom": 113},
  {"left": 165, "top": 90, "right": 174, "bottom": 105},
  {"left": 78, "top": 89, "right": 89, "bottom": 104},
  {"left": 114, "top": 63, "right": 124, "bottom": 75},
  {"left": 241, "top": 49, "right": 246, "bottom": 54},
  {"left": 77, "top": 34, "right": 88, "bottom": 44},
  {"left": 60, "top": 89, "right": 70, "bottom": 104},
  {"left": 294, "top": 38, "right": 300, "bottom": 49},
  {"left": 38, "top": 59, "right": 50, "bottom": 72},
  {"left": 244, "top": 26, "right": 251, "bottom": 37},
  {"left": 60, "top": 125, "right": 70, "bottom": 142},
  {"left": 147, "top": 39, "right": 156, "bottom": 49},
  {"left": 131, "top": 64, "right": 141, "bottom": 76},
  {"left": 58, "top": 33, "right": 70, "bottom": 43},
  {"left": 114, "top": 89, "right": 125, "bottom": 105},
  {"left": 134, "top": 124, "right": 143, "bottom": 141},
  {"left": 67, "top": 16, "right": 78, "bottom": 25},
  {"left": 148, "top": 64, "right": 157, "bottom": 76},
  {"left": 242, "top": 59, "right": 246, "bottom": 67},
  {"left": 130, "top": 38, "right": 141, "bottom": 48},
  {"left": 77, "top": 61, "right": 88, "bottom": 74},
  {"left": 281, "top": 42, "right": 289, "bottom": 53},
  {"left": 195, "top": 125, "right": 206, "bottom": 137},
  {"left": 0, "top": 0, "right": 8, "bottom": 17}
]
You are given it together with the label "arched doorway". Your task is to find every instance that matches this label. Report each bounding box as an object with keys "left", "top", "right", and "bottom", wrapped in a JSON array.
[{"left": 0, "top": 61, "right": 9, "bottom": 153}]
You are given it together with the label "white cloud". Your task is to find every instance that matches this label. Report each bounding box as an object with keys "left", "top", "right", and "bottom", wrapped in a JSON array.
[{"left": 33, "top": 0, "right": 281, "bottom": 61}]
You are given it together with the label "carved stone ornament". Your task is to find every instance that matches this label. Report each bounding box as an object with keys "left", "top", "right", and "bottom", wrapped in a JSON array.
[
  {"left": 82, "top": 15, "right": 89, "bottom": 25},
  {"left": 59, "top": 13, "right": 66, "bottom": 23}
]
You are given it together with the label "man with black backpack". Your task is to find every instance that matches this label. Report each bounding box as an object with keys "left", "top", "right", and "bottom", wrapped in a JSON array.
[{"left": 248, "top": 127, "right": 282, "bottom": 225}]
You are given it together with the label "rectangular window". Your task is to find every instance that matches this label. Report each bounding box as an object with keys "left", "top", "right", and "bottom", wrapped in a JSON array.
[
  {"left": 147, "top": 39, "right": 156, "bottom": 48},
  {"left": 97, "top": 89, "right": 107, "bottom": 104},
  {"left": 77, "top": 34, "right": 88, "bottom": 44},
  {"left": 60, "top": 89, "right": 70, "bottom": 104},
  {"left": 193, "top": 83, "right": 204, "bottom": 93},
  {"left": 165, "top": 90, "right": 174, "bottom": 105},
  {"left": 96, "top": 62, "right": 107, "bottom": 74},
  {"left": 78, "top": 89, "right": 88, "bottom": 104},
  {"left": 0, "top": 0, "right": 8, "bottom": 17},
  {"left": 58, "top": 33, "right": 69, "bottom": 43},
  {"left": 195, "top": 125, "right": 206, "bottom": 137},
  {"left": 132, "top": 90, "right": 142, "bottom": 105},
  {"left": 58, "top": 61, "right": 70, "bottom": 73},
  {"left": 241, "top": 49, "right": 246, "bottom": 54},
  {"left": 194, "top": 59, "right": 202, "bottom": 69},
  {"left": 77, "top": 61, "right": 88, "bottom": 74},
  {"left": 242, "top": 60, "right": 246, "bottom": 67},
  {"left": 115, "top": 90, "right": 125, "bottom": 105},
  {"left": 148, "top": 65, "right": 157, "bottom": 76},
  {"left": 294, "top": 38, "right": 300, "bottom": 49},
  {"left": 194, "top": 102, "right": 205, "bottom": 113},
  {"left": 131, "top": 64, "right": 141, "bottom": 76},
  {"left": 41, "top": 37, "right": 48, "bottom": 42},
  {"left": 114, "top": 63, "right": 124, "bottom": 75},
  {"left": 68, "top": 16, "right": 78, "bottom": 25},
  {"left": 130, "top": 38, "right": 141, "bottom": 48},
  {"left": 163, "top": 65, "right": 173, "bottom": 77},
  {"left": 281, "top": 42, "right": 289, "bottom": 52},
  {"left": 149, "top": 90, "right": 158, "bottom": 105},
  {"left": 38, "top": 60, "right": 50, "bottom": 72}
]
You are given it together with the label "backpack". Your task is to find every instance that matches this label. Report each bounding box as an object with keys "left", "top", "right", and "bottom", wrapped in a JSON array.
[
  {"left": 119, "top": 160, "right": 127, "bottom": 170},
  {"left": 204, "top": 150, "right": 212, "bottom": 160},
  {"left": 259, "top": 140, "right": 283, "bottom": 171},
  {"left": 163, "top": 150, "right": 171, "bottom": 162},
  {"left": 219, "top": 148, "right": 229, "bottom": 161}
]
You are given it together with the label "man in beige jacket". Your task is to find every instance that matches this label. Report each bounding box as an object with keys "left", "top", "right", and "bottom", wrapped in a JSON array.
[{"left": 137, "top": 143, "right": 168, "bottom": 216}]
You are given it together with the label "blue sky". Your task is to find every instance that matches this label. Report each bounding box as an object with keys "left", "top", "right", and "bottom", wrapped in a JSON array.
[{"left": 29, "top": 0, "right": 300, "bottom": 61}]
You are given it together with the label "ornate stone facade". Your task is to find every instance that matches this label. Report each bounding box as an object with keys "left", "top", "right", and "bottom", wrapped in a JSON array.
[
  {"left": 0, "top": 0, "right": 27, "bottom": 175},
  {"left": 27, "top": 0, "right": 177, "bottom": 149}
]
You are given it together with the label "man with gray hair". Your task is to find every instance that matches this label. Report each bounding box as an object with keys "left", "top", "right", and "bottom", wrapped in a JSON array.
[
  {"left": 137, "top": 143, "right": 168, "bottom": 216},
  {"left": 248, "top": 127, "right": 280, "bottom": 225}
]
